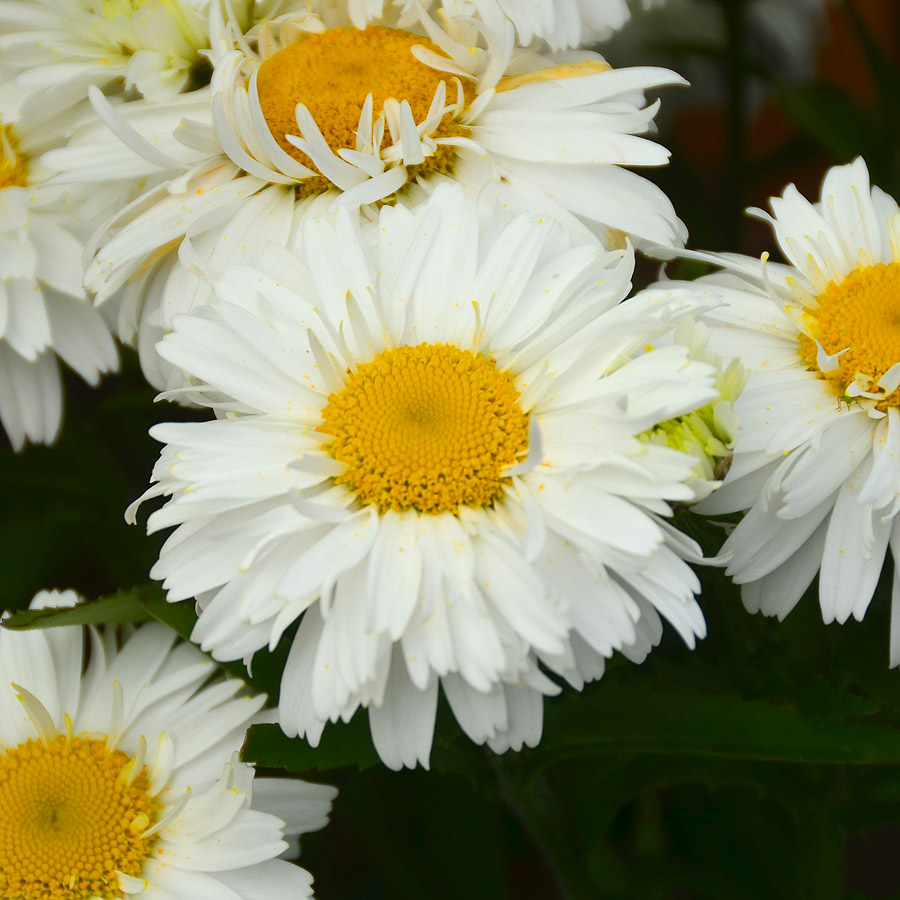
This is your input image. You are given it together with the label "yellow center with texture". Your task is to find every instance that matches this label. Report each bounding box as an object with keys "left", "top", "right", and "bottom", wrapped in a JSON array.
[
  {"left": 0, "top": 735, "right": 159, "bottom": 900},
  {"left": 799, "top": 261, "right": 900, "bottom": 408},
  {"left": 0, "top": 124, "right": 28, "bottom": 190},
  {"left": 319, "top": 343, "right": 530, "bottom": 514},
  {"left": 255, "top": 26, "right": 472, "bottom": 195}
]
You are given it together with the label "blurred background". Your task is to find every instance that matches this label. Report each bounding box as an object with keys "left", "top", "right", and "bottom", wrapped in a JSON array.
[
  {"left": 4, "top": 0, "right": 900, "bottom": 897},
  {"left": 609, "top": 0, "right": 900, "bottom": 257}
]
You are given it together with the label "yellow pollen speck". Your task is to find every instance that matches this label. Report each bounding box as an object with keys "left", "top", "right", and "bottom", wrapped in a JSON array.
[
  {"left": 798, "top": 261, "right": 900, "bottom": 409},
  {"left": 0, "top": 124, "right": 28, "bottom": 190},
  {"left": 319, "top": 343, "right": 530, "bottom": 514},
  {"left": 256, "top": 27, "right": 473, "bottom": 197},
  {"left": 0, "top": 735, "right": 161, "bottom": 900}
]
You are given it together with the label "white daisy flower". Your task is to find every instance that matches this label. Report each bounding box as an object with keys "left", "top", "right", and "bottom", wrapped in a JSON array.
[
  {"left": 0, "top": 94, "right": 118, "bottom": 450},
  {"left": 0, "top": 0, "right": 258, "bottom": 103},
  {"left": 0, "top": 588, "right": 336, "bottom": 900},
  {"left": 57, "top": 0, "right": 687, "bottom": 386},
  {"left": 129, "top": 185, "right": 720, "bottom": 769},
  {"left": 670, "top": 158, "right": 900, "bottom": 662},
  {"left": 460, "top": 0, "right": 668, "bottom": 50}
]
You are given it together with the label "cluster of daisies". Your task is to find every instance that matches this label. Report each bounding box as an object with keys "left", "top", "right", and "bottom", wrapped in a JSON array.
[{"left": 1, "top": 0, "right": 898, "bottom": 894}]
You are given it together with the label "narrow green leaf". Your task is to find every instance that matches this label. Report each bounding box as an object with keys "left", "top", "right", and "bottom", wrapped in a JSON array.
[
  {"left": 135, "top": 588, "right": 200, "bottom": 641},
  {"left": 774, "top": 81, "right": 873, "bottom": 162},
  {"left": 538, "top": 683, "right": 900, "bottom": 766},
  {"left": 3, "top": 579, "right": 290, "bottom": 711},
  {"left": 242, "top": 720, "right": 380, "bottom": 773},
  {"left": 2, "top": 585, "right": 158, "bottom": 630}
]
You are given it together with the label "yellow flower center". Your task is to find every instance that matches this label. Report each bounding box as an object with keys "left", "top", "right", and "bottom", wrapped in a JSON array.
[
  {"left": 256, "top": 26, "right": 472, "bottom": 196},
  {"left": 319, "top": 343, "right": 530, "bottom": 514},
  {"left": 0, "top": 735, "right": 160, "bottom": 900},
  {"left": 0, "top": 124, "right": 28, "bottom": 190},
  {"left": 798, "top": 261, "right": 900, "bottom": 409}
]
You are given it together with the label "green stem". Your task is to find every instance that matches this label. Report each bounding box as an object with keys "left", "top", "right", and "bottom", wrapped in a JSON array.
[
  {"left": 721, "top": 0, "right": 748, "bottom": 248},
  {"left": 797, "top": 793, "right": 843, "bottom": 900},
  {"left": 490, "top": 755, "right": 594, "bottom": 900}
]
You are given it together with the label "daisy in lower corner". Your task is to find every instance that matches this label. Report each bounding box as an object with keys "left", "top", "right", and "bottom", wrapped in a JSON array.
[
  {"left": 673, "top": 158, "right": 900, "bottom": 663},
  {"left": 0, "top": 589, "right": 336, "bottom": 899},
  {"left": 129, "top": 184, "right": 731, "bottom": 770}
]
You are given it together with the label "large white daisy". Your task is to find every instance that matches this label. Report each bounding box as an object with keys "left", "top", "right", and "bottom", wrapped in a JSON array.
[
  {"left": 674, "top": 158, "right": 900, "bottom": 662},
  {"left": 0, "top": 589, "right": 336, "bottom": 900},
  {"left": 0, "top": 0, "right": 256, "bottom": 104},
  {"left": 46, "top": 1, "right": 687, "bottom": 389},
  {"left": 0, "top": 93, "right": 118, "bottom": 450},
  {"left": 129, "top": 185, "right": 722, "bottom": 769}
]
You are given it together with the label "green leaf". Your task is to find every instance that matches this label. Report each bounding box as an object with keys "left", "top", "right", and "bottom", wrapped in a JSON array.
[
  {"left": 774, "top": 81, "right": 874, "bottom": 162},
  {"left": 3, "top": 577, "right": 294, "bottom": 710},
  {"left": 2, "top": 585, "right": 158, "bottom": 629},
  {"left": 537, "top": 680, "right": 900, "bottom": 767},
  {"left": 134, "top": 587, "right": 200, "bottom": 641},
  {"left": 242, "top": 719, "right": 380, "bottom": 773},
  {"left": 334, "top": 768, "right": 511, "bottom": 900}
]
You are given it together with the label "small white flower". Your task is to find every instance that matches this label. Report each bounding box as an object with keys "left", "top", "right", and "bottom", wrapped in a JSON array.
[
  {"left": 671, "top": 158, "right": 900, "bottom": 662},
  {"left": 130, "top": 185, "right": 720, "bottom": 769},
  {"left": 0, "top": 95, "right": 119, "bottom": 450},
  {"left": 0, "top": 589, "right": 336, "bottom": 900}
]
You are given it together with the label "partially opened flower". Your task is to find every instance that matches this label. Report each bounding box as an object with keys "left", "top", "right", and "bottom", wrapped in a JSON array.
[
  {"left": 640, "top": 319, "right": 747, "bottom": 504},
  {"left": 130, "top": 185, "right": 720, "bottom": 769},
  {"left": 672, "top": 158, "right": 900, "bottom": 662},
  {"left": 48, "top": 1, "right": 687, "bottom": 390},
  {"left": 0, "top": 589, "right": 336, "bottom": 899},
  {"left": 0, "top": 94, "right": 118, "bottom": 450}
]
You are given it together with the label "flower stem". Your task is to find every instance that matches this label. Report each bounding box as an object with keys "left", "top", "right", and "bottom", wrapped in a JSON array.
[
  {"left": 490, "top": 754, "right": 595, "bottom": 900},
  {"left": 721, "top": 0, "right": 748, "bottom": 248}
]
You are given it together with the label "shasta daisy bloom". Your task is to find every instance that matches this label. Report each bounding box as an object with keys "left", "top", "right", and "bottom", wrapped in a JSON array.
[
  {"left": 0, "top": 589, "right": 336, "bottom": 900},
  {"left": 0, "top": 94, "right": 118, "bottom": 450},
  {"left": 0, "top": 0, "right": 243, "bottom": 104},
  {"left": 75, "top": 1, "right": 687, "bottom": 322},
  {"left": 129, "top": 185, "right": 719, "bottom": 769},
  {"left": 675, "top": 158, "right": 900, "bottom": 662}
]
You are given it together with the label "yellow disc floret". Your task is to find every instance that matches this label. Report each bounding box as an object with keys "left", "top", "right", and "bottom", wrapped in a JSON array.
[
  {"left": 319, "top": 343, "right": 530, "bottom": 514},
  {"left": 0, "top": 735, "right": 160, "bottom": 900},
  {"left": 798, "top": 261, "right": 900, "bottom": 409},
  {"left": 256, "top": 26, "right": 473, "bottom": 195},
  {"left": 0, "top": 124, "right": 28, "bottom": 190}
]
